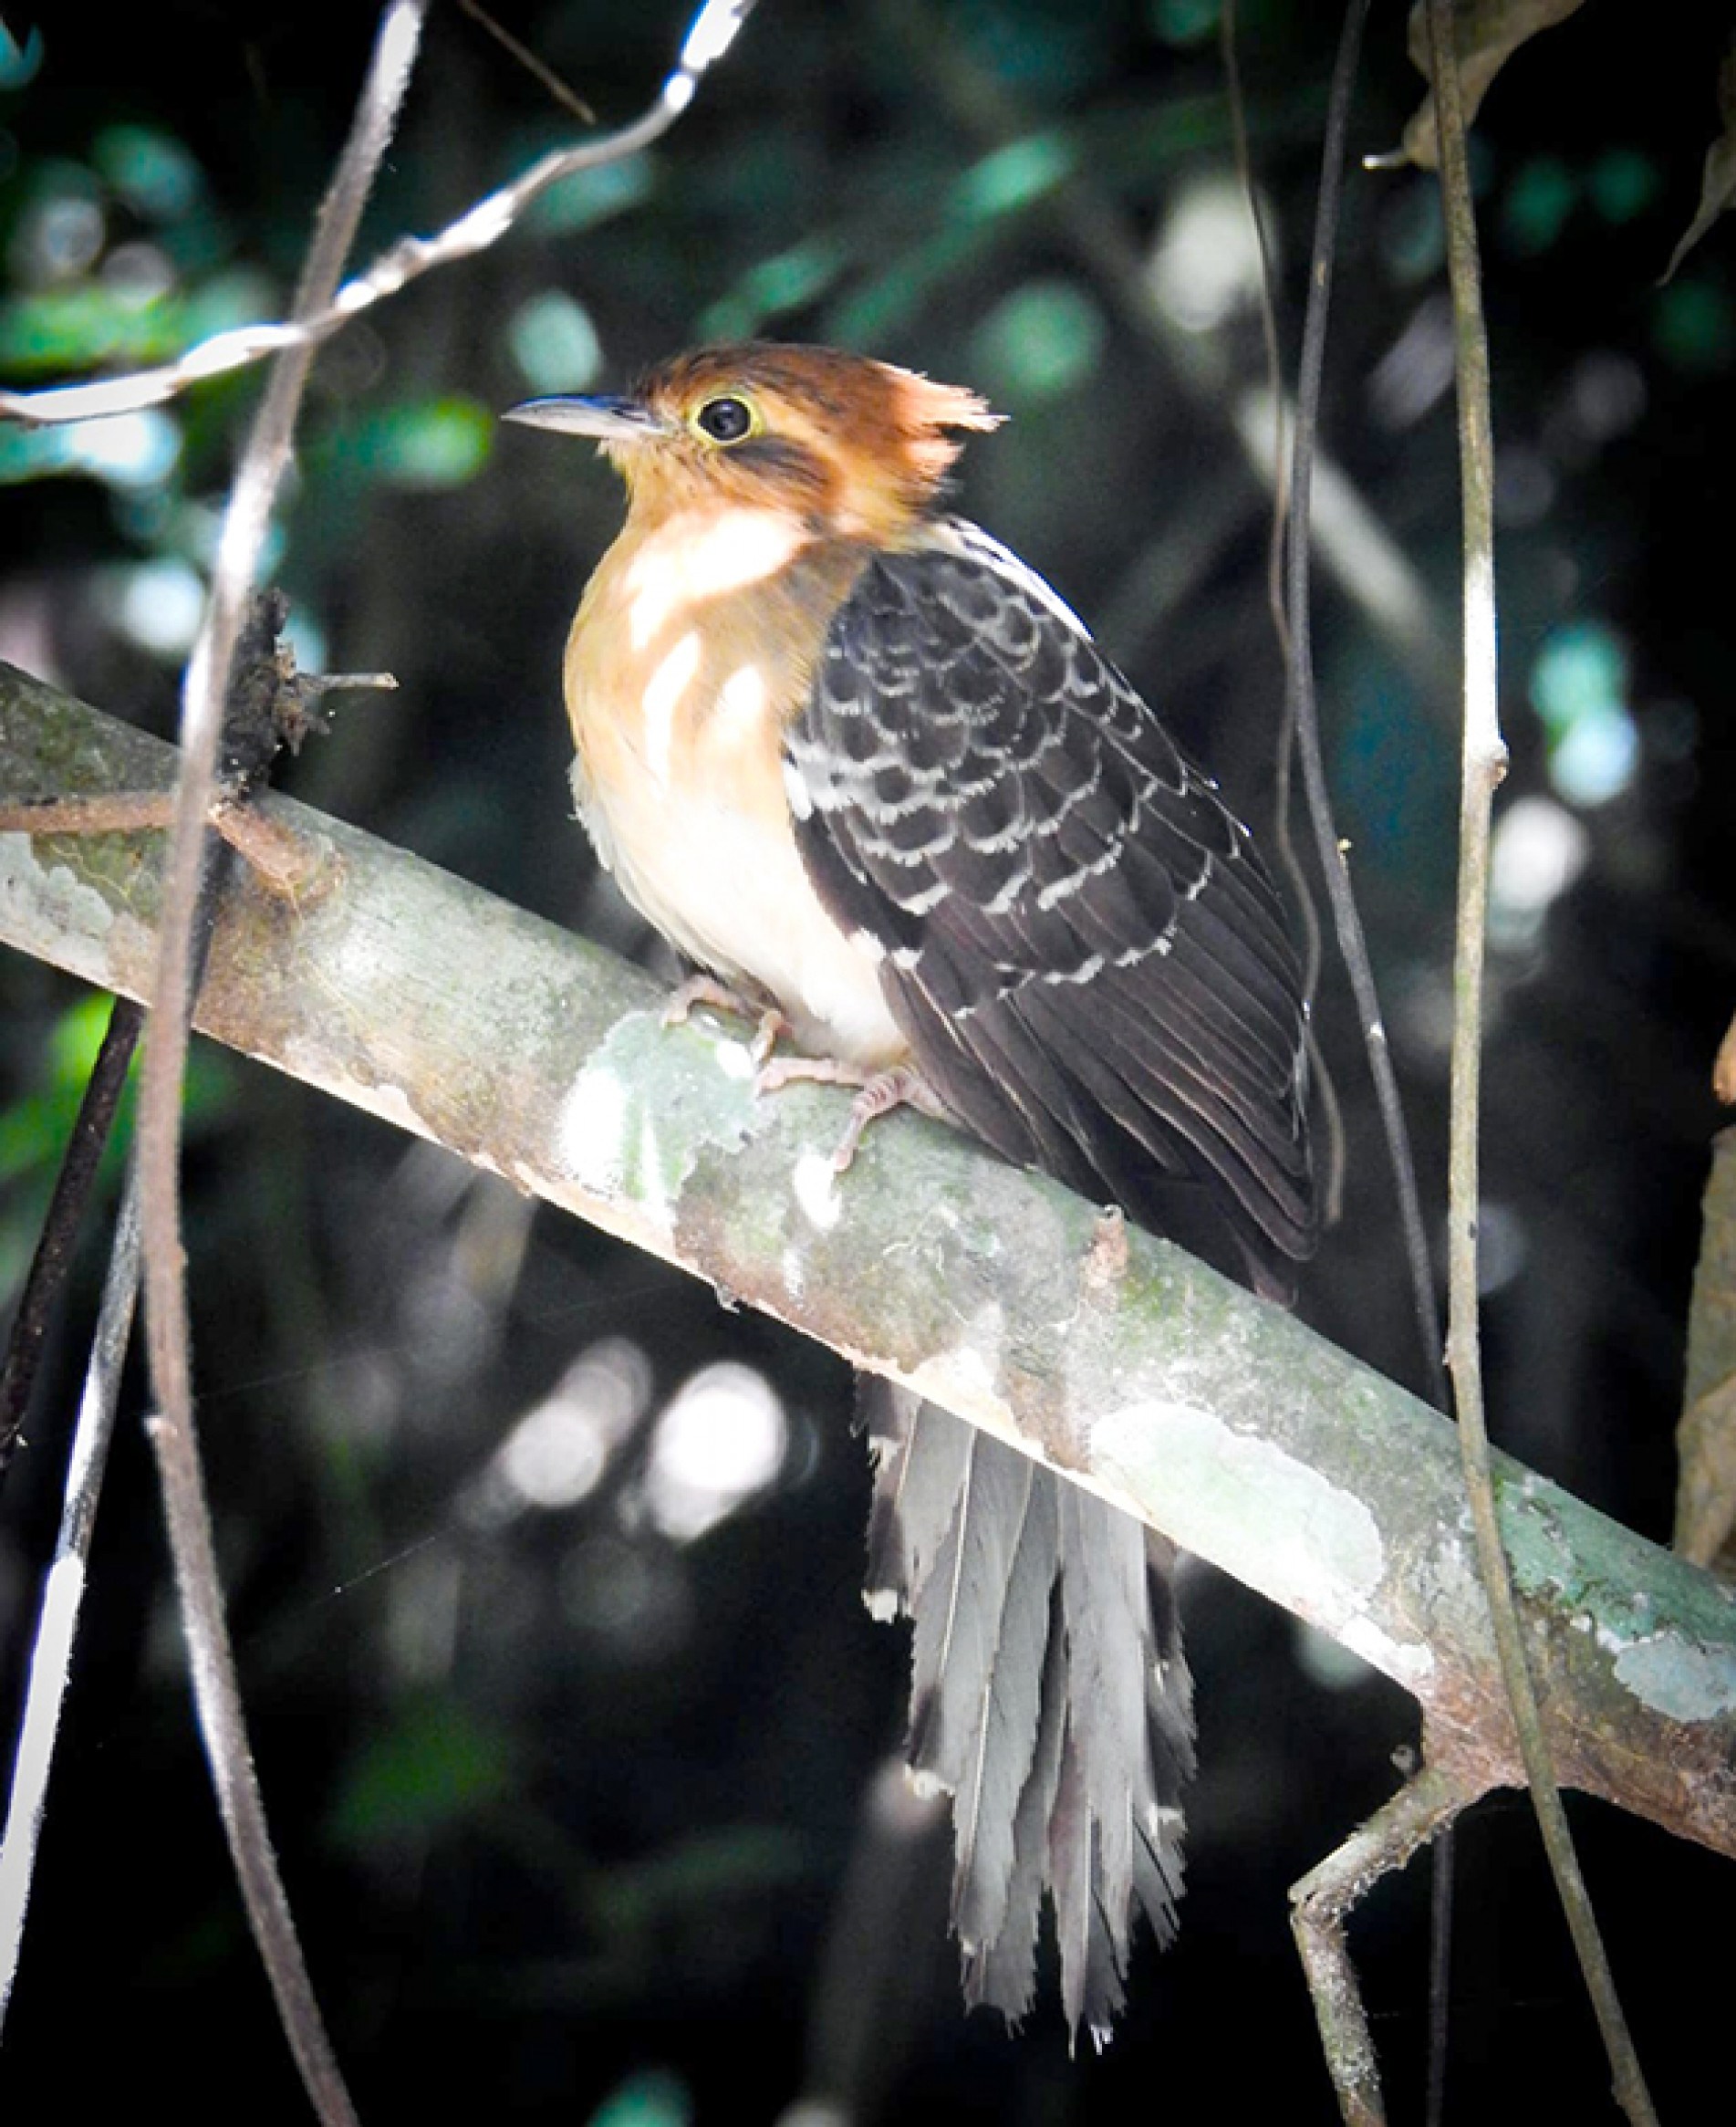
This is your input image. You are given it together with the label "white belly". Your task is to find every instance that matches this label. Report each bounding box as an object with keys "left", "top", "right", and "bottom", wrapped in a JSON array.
[{"left": 576, "top": 758, "right": 907, "bottom": 1069}]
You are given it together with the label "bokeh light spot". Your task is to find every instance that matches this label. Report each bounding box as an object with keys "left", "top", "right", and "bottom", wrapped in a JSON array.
[
  {"left": 644, "top": 1361, "right": 786, "bottom": 1543},
  {"left": 1530, "top": 620, "right": 1638, "bottom": 807},
  {"left": 509, "top": 289, "right": 602, "bottom": 396},
  {"left": 972, "top": 279, "right": 1105, "bottom": 402}
]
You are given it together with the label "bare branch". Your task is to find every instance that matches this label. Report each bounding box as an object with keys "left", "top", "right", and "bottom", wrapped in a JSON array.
[
  {"left": 0, "top": 1158, "right": 142, "bottom": 2029},
  {"left": 1290, "top": 1761, "right": 1475, "bottom": 2127},
  {"left": 0, "top": 0, "right": 762, "bottom": 431},
  {"left": 457, "top": 0, "right": 598, "bottom": 125},
  {"left": 1427, "top": 4, "right": 1655, "bottom": 2120},
  {"left": 0, "top": 999, "right": 141, "bottom": 1483},
  {"left": 1279, "top": 0, "right": 1444, "bottom": 1414},
  {"left": 131, "top": 7, "right": 430, "bottom": 2122}
]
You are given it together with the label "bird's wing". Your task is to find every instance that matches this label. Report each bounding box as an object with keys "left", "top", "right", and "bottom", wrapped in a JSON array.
[
  {"left": 795, "top": 537, "right": 1309, "bottom": 2038},
  {"left": 785, "top": 534, "right": 1315, "bottom": 1296}
]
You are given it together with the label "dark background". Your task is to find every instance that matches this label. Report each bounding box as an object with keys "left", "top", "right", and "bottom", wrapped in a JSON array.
[{"left": 1, "top": 3, "right": 1732, "bottom": 2120}]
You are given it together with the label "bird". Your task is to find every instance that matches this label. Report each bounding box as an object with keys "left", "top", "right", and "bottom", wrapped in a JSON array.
[{"left": 504, "top": 341, "right": 1315, "bottom": 2042}]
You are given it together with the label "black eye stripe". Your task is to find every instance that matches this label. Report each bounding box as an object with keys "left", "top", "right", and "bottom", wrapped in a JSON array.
[{"left": 697, "top": 395, "right": 754, "bottom": 443}]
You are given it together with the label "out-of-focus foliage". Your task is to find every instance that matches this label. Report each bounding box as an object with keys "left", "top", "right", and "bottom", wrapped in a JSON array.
[{"left": 2, "top": 4, "right": 1734, "bottom": 2123}]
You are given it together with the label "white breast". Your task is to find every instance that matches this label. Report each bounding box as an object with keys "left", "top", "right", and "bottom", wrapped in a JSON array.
[{"left": 576, "top": 756, "right": 907, "bottom": 1069}]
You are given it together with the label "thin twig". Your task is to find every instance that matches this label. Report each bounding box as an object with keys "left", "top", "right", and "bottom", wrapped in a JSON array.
[
  {"left": 0, "top": 0, "right": 762, "bottom": 430},
  {"left": 0, "top": 809, "right": 236, "bottom": 2027},
  {"left": 1282, "top": 0, "right": 1445, "bottom": 1413},
  {"left": 1219, "top": 2, "right": 1292, "bottom": 670},
  {"left": 136, "top": 9, "right": 425, "bottom": 1450},
  {"left": 0, "top": 999, "right": 142, "bottom": 1487},
  {"left": 1275, "top": 9, "right": 1459, "bottom": 2116},
  {"left": 1289, "top": 1761, "right": 1475, "bottom": 2127},
  {"left": 109, "top": 6, "right": 763, "bottom": 2119},
  {"left": 1218, "top": 0, "right": 1348, "bottom": 1232},
  {"left": 0, "top": 794, "right": 177, "bottom": 839},
  {"left": 1425, "top": 1840, "right": 1452, "bottom": 2127},
  {"left": 0, "top": 1160, "right": 142, "bottom": 2027},
  {"left": 147, "top": 1410, "right": 362, "bottom": 2121},
  {"left": 457, "top": 0, "right": 597, "bottom": 123},
  {"left": 1425, "top": 3, "right": 1656, "bottom": 2122},
  {"left": 0, "top": 791, "right": 336, "bottom": 902},
  {"left": 131, "top": 6, "right": 431, "bottom": 2121}
]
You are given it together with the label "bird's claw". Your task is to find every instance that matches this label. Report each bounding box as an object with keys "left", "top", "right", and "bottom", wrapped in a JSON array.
[
  {"left": 663, "top": 974, "right": 791, "bottom": 1065},
  {"left": 753, "top": 1058, "right": 947, "bottom": 1172},
  {"left": 747, "top": 1011, "right": 794, "bottom": 1069}
]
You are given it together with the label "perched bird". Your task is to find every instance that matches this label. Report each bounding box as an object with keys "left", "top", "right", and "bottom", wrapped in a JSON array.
[{"left": 505, "top": 343, "right": 1315, "bottom": 2040}]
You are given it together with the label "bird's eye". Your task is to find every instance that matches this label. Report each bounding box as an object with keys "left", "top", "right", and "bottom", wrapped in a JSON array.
[{"left": 695, "top": 395, "right": 754, "bottom": 443}]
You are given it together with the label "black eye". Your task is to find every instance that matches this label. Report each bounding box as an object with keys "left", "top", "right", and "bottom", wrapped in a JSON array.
[{"left": 696, "top": 395, "right": 754, "bottom": 443}]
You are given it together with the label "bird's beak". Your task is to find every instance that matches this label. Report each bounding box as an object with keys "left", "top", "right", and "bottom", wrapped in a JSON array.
[{"left": 501, "top": 394, "right": 675, "bottom": 446}]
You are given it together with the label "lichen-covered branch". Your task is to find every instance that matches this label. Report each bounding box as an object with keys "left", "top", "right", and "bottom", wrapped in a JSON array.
[{"left": 5, "top": 662, "right": 1735, "bottom": 1863}]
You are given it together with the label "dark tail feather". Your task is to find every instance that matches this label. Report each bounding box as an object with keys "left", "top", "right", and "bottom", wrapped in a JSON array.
[{"left": 860, "top": 1380, "right": 1194, "bottom": 2044}]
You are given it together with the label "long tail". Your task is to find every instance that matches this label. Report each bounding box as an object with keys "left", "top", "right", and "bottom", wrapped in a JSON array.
[{"left": 860, "top": 1382, "right": 1195, "bottom": 2045}]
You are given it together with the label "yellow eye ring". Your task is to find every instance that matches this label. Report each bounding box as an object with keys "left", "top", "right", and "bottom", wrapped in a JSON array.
[{"left": 692, "top": 394, "right": 758, "bottom": 444}]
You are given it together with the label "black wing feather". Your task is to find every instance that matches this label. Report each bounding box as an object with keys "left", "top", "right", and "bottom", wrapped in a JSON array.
[{"left": 787, "top": 538, "right": 1315, "bottom": 1296}]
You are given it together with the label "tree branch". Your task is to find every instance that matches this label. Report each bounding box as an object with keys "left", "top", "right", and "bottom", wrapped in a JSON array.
[{"left": 4, "top": 662, "right": 1735, "bottom": 1867}]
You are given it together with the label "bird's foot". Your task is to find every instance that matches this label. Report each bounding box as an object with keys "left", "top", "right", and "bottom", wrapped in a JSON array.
[
  {"left": 662, "top": 974, "right": 793, "bottom": 1068},
  {"left": 754, "top": 1057, "right": 949, "bottom": 1172}
]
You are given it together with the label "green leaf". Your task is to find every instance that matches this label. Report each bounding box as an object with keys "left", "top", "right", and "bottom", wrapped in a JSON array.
[
  {"left": 0, "top": 19, "right": 43, "bottom": 89},
  {"left": 1586, "top": 148, "right": 1659, "bottom": 226},
  {"left": 340, "top": 397, "right": 494, "bottom": 487},
  {"left": 525, "top": 152, "right": 654, "bottom": 235},
  {"left": 1653, "top": 276, "right": 1735, "bottom": 374},
  {"left": 509, "top": 289, "right": 603, "bottom": 395},
  {"left": 1500, "top": 155, "right": 1576, "bottom": 256},
  {"left": 951, "top": 132, "right": 1073, "bottom": 223},
  {"left": 327, "top": 1697, "right": 515, "bottom": 1847},
  {"left": 586, "top": 2070, "right": 691, "bottom": 2127},
  {"left": 90, "top": 122, "right": 204, "bottom": 221},
  {"left": 971, "top": 279, "right": 1106, "bottom": 403}
]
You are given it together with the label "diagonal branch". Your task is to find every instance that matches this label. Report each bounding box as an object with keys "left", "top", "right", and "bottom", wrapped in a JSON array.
[{"left": 5, "top": 668, "right": 1735, "bottom": 1873}]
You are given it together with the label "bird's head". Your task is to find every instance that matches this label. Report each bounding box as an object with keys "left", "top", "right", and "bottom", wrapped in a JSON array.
[{"left": 504, "top": 341, "right": 1003, "bottom": 543}]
